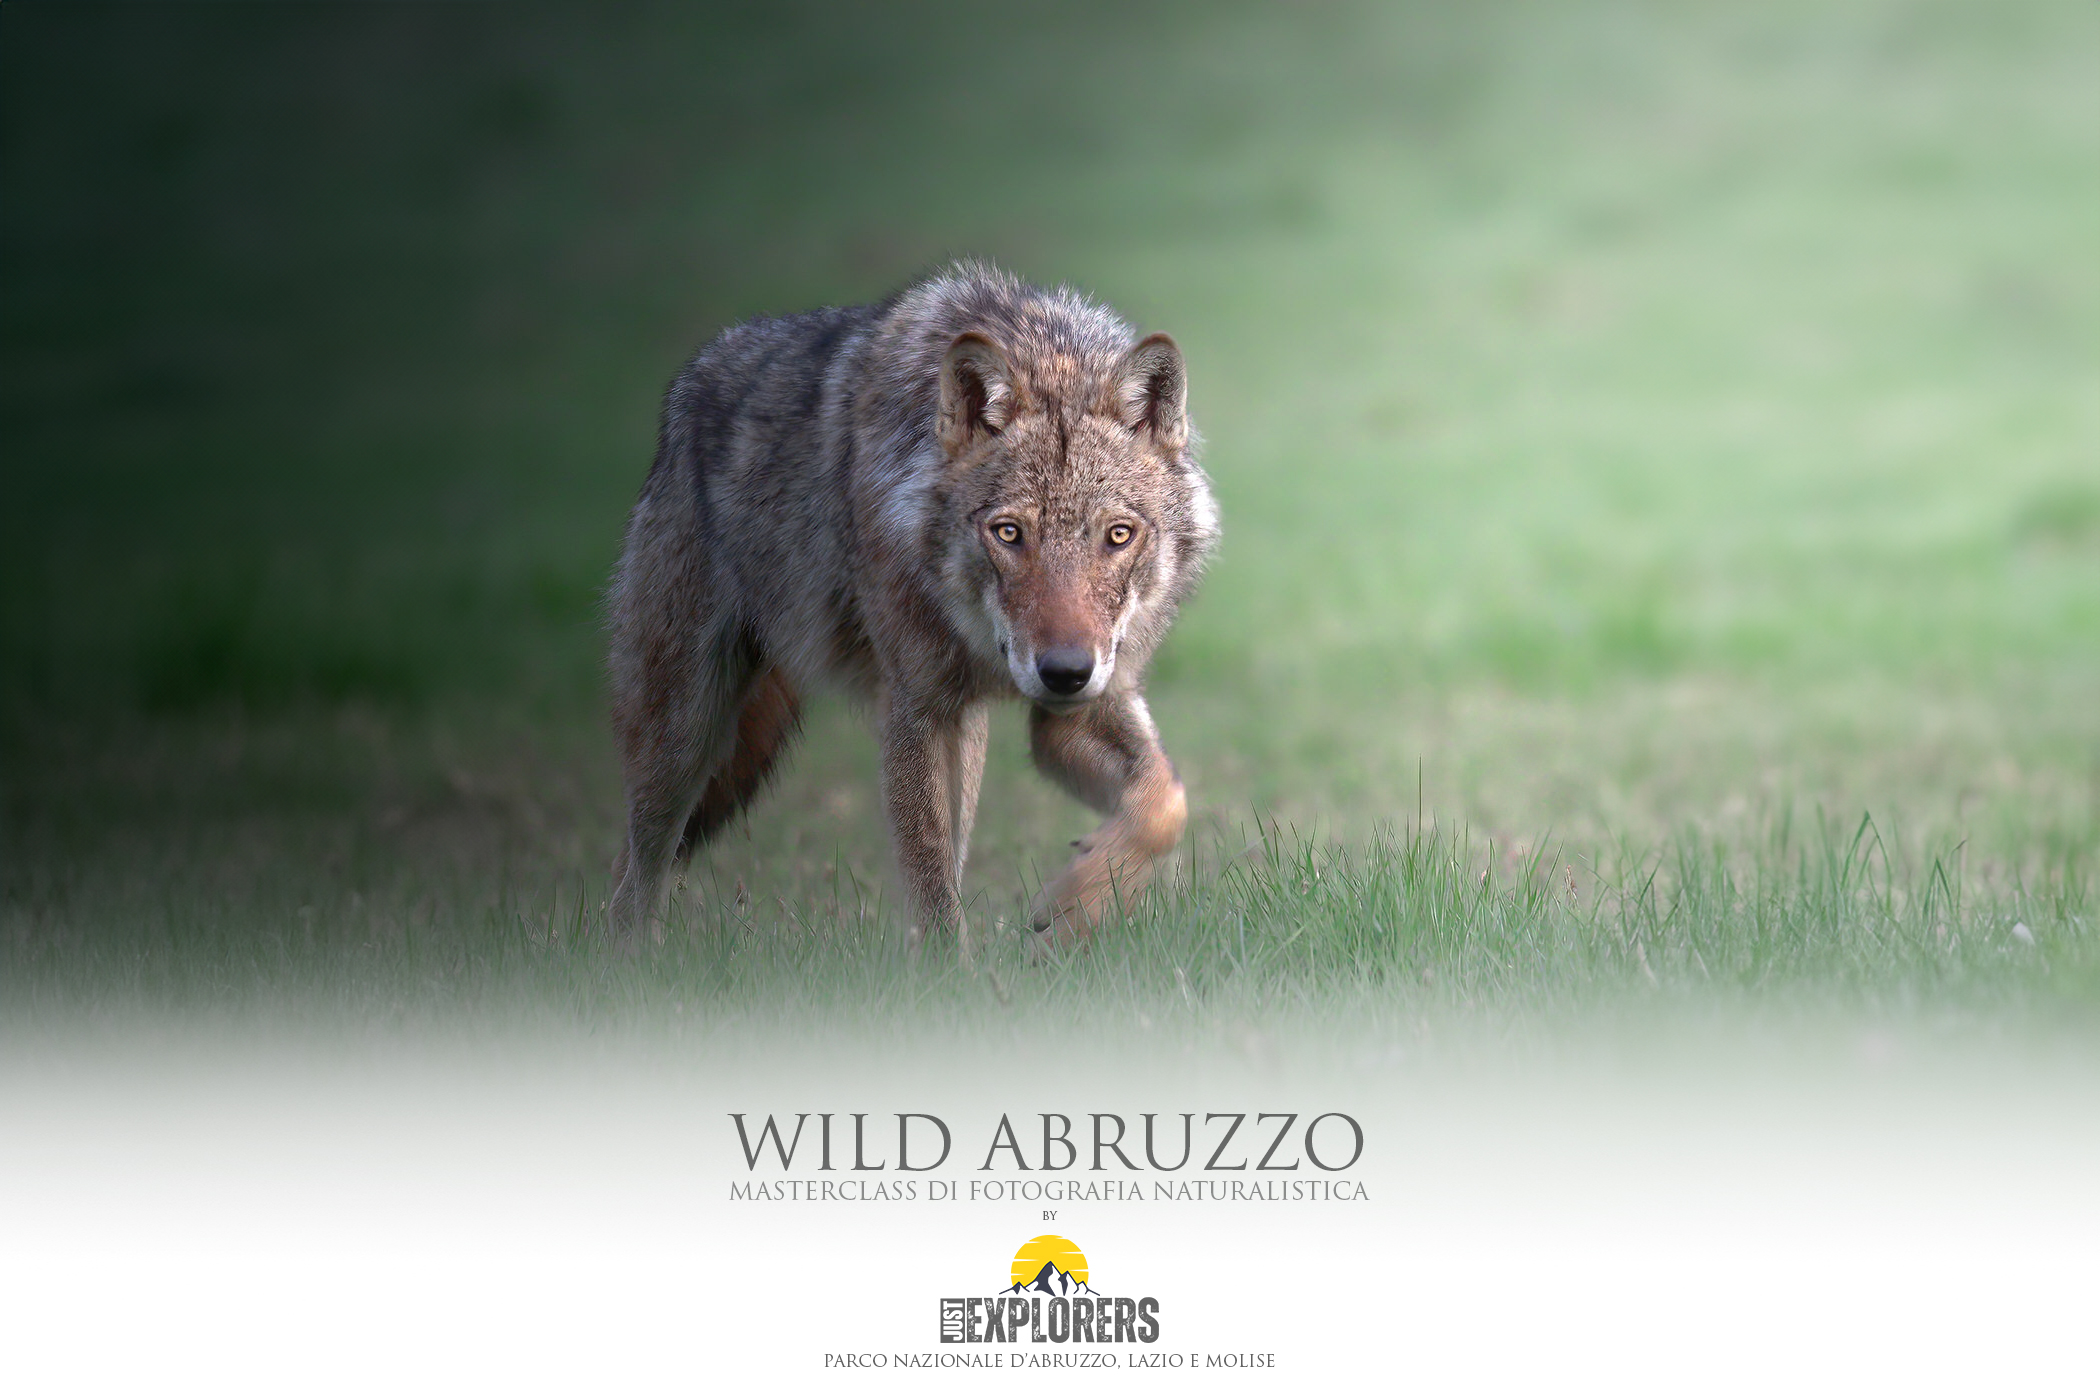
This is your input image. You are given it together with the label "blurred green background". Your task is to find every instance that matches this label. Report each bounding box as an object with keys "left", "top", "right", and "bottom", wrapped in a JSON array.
[{"left": 4, "top": 1, "right": 2096, "bottom": 994}]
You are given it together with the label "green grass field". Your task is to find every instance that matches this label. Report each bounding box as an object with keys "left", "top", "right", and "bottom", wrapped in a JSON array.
[{"left": 4, "top": 0, "right": 2097, "bottom": 1056}]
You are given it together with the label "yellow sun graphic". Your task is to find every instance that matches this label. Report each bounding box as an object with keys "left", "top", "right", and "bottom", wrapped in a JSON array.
[{"left": 1010, "top": 1234, "right": 1089, "bottom": 1287}]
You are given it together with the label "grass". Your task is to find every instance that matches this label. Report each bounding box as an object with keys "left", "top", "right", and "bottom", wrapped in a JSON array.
[
  {"left": 6, "top": 806, "right": 2092, "bottom": 1066},
  {"left": 3, "top": 0, "right": 2098, "bottom": 1059}
]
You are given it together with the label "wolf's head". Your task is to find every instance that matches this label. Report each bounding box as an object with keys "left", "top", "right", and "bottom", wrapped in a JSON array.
[{"left": 935, "top": 324, "right": 1219, "bottom": 709}]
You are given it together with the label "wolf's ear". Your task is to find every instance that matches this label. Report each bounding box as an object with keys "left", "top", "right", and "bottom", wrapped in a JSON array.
[
  {"left": 1110, "top": 332, "right": 1187, "bottom": 454},
  {"left": 938, "top": 332, "right": 1017, "bottom": 456}
]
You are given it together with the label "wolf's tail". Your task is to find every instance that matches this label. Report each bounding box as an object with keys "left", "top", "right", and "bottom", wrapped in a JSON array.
[{"left": 675, "top": 666, "right": 804, "bottom": 860}]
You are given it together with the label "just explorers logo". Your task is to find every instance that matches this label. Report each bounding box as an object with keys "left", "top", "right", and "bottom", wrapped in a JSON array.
[{"left": 939, "top": 1236, "right": 1160, "bottom": 1345}]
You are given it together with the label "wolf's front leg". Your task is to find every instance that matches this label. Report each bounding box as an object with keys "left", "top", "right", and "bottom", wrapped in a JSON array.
[
  {"left": 1028, "top": 692, "right": 1188, "bottom": 948},
  {"left": 946, "top": 703, "right": 990, "bottom": 886},
  {"left": 879, "top": 698, "right": 966, "bottom": 954}
]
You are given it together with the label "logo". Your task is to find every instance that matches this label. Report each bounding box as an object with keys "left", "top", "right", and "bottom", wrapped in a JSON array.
[{"left": 940, "top": 1236, "right": 1160, "bottom": 1344}]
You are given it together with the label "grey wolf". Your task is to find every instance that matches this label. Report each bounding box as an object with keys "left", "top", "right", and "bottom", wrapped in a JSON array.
[{"left": 606, "top": 263, "right": 1219, "bottom": 956}]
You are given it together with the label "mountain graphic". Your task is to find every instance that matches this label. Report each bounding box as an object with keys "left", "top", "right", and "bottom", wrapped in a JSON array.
[{"left": 1004, "top": 1260, "right": 1099, "bottom": 1298}]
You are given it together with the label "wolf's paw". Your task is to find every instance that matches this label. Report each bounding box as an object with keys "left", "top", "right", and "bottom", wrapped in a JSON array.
[
  {"left": 1029, "top": 845, "right": 1134, "bottom": 950},
  {"left": 905, "top": 907, "right": 977, "bottom": 968},
  {"left": 605, "top": 896, "right": 649, "bottom": 954},
  {"left": 606, "top": 919, "right": 663, "bottom": 958},
  {"left": 1027, "top": 882, "right": 1096, "bottom": 947}
]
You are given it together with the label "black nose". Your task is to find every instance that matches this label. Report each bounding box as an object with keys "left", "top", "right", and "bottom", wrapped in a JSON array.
[{"left": 1036, "top": 647, "right": 1095, "bottom": 697}]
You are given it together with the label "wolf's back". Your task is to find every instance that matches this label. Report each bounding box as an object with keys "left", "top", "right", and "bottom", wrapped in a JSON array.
[{"left": 651, "top": 302, "right": 886, "bottom": 502}]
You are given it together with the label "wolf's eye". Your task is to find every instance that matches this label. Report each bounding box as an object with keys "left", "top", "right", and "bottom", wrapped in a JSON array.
[
  {"left": 1106, "top": 523, "right": 1134, "bottom": 548},
  {"left": 993, "top": 521, "right": 1022, "bottom": 546}
]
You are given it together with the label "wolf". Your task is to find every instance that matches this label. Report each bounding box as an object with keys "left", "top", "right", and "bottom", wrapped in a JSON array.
[{"left": 606, "top": 262, "right": 1219, "bottom": 956}]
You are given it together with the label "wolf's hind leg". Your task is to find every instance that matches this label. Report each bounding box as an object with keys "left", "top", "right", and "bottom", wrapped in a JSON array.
[
  {"left": 676, "top": 666, "right": 804, "bottom": 858},
  {"left": 609, "top": 623, "right": 756, "bottom": 945},
  {"left": 1027, "top": 694, "right": 1187, "bottom": 949}
]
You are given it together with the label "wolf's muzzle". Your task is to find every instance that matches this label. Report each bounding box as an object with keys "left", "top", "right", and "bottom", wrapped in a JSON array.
[{"left": 1036, "top": 647, "right": 1095, "bottom": 698}]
